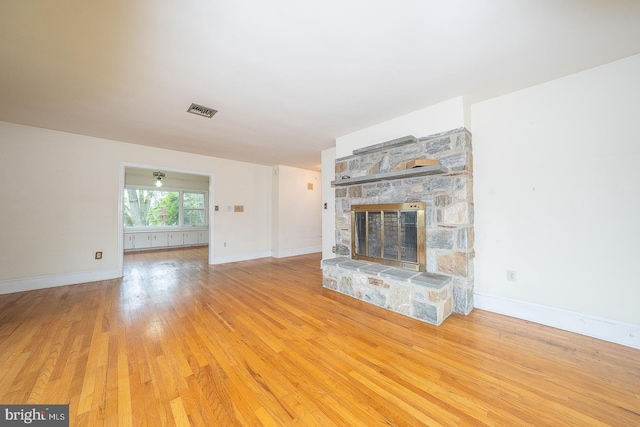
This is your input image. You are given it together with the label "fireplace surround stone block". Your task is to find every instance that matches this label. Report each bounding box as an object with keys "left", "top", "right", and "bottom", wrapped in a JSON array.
[{"left": 321, "top": 258, "right": 452, "bottom": 326}]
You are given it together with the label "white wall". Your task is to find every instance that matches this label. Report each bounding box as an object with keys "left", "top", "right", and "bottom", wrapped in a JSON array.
[
  {"left": 271, "top": 164, "right": 322, "bottom": 258},
  {"left": 335, "top": 96, "right": 468, "bottom": 156},
  {"left": 472, "top": 54, "right": 640, "bottom": 336},
  {"left": 0, "top": 121, "right": 273, "bottom": 291}
]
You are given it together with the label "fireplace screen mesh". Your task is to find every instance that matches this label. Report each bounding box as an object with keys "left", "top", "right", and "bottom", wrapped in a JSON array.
[{"left": 351, "top": 202, "right": 426, "bottom": 271}]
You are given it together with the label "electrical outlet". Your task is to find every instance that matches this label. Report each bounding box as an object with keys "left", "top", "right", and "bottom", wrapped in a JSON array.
[
  {"left": 507, "top": 270, "right": 516, "bottom": 282},
  {"left": 95, "top": 252, "right": 103, "bottom": 260},
  {"left": 332, "top": 246, "right": 336, "bottom": 253}
]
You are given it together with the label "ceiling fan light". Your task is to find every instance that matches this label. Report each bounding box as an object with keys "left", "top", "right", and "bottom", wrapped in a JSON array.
[{"left": 153, "top": 171, "right": 165, "bottom": 187}]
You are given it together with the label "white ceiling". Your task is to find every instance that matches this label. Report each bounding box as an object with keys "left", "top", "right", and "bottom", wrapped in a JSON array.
[{"left": 2, "top": 1, "right": 640, "bottom": 172}]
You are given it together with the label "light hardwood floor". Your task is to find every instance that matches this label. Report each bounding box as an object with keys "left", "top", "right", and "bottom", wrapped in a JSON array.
[{"left": 1, "top": 247, "right": 638, "bottom": 426}]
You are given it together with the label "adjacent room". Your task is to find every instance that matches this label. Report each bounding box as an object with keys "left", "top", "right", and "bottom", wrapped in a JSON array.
[{"left": 1, "top": 1, "right": 639, "bottom": 425}]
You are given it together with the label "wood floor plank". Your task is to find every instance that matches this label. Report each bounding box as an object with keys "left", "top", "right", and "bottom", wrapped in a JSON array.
[
  {"left": 117, "top": 332, "right": 133, "bottom": 427},
  {"left": 0, "top": 247, "right": 639, "bottom": 426},
  {"left": 170, "top": 396, "right": 191, "bottom": 427}
]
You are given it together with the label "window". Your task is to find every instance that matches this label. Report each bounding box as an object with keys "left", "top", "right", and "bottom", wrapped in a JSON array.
[
  {"left": 183, "top": 192, "right": 206, "bottom": 226},
  {"left": 124, "top": 188, "right": 207, "bottom": 228}
]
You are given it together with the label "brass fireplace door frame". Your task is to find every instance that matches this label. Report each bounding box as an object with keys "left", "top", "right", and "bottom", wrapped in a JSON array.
[{"left": 350, "top": 202, "right": 426, "bottom": 272}]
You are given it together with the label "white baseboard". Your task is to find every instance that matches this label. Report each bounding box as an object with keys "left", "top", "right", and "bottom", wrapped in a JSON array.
[
  {"left": 213, "top": 247, "right": 320, "bottom": 265},
  {"left": 1, "top": 248, "right": 321, "bottom": 294},
  {"left": 271, "top": 246, "right": 322, "bottom": 259},
  {"left": 0, "top": 268, "right": 121, "bottom": 295},
  {"left": 212, "top": 251, "right": 273, "bottom": 265},
  {"left": 474, "top": 291, "right": 640, "bottom": 350}
]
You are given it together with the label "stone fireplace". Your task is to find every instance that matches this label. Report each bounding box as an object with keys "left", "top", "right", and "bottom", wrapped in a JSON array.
[{"left": 322, "top": 128, "right": 474, "bottom": 326}]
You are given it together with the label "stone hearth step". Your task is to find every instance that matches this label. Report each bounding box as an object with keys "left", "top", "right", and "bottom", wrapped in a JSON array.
[{"left": 321, "top": 258, "right": 453, "bottom": 326}]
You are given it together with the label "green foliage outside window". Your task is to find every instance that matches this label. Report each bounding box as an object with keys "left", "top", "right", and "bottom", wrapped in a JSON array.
[
  {"left": 183, "top": 192, "right": 205, "bottom": 226},
  {"left": 124, "top": 189, "right": 205, "bottom": 227}
]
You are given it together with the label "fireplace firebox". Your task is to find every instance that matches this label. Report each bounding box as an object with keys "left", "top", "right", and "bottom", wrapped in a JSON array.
[{"left": 351, "top": 202, "right": 426, "bottom": 272}]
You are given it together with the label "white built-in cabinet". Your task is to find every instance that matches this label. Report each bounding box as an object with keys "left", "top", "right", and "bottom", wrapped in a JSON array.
[
  {"left": 124, "top": 233, "right": 152, "bottom": 250},
  {"left": 151, "top": 232, "right": 169, "bottom": 248},
  {"left": 168, "top": 232, "right": 182, "bottom": 246},
  {"left": 197, "top": 231, "right": 209, "bottom": 244},
  {"left": 182, "top": 231, "right": 199, "bottom": 245},
  {"left": 124, "top": 229, "right": 208, "bottom": 251}
]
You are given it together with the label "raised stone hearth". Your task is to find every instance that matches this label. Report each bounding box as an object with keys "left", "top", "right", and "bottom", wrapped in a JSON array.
[
  {"left": 323, "top": 127, "right": 474, "bottom": 326},
  {"left": 322, "top": 258, "right": 452, "bottom": 325}
]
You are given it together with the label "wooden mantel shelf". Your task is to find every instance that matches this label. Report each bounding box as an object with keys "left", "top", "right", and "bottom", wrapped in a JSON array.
[{"left": 331, "top": 164, "right": 448, "bottom": 187}]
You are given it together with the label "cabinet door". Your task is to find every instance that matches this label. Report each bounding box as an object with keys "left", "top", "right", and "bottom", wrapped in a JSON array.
[
  {"left": 151, "top": 232, "right": 169, "bottom": 248},
  {"left": 183, "top": 231, "right": 199, "bottom": 245},
  {"left": 134, "top": 233, "right": 152, "bottom": 249},
  {"left": 168, "top": 232, "right": 183, "bottom": 247},
  {"left": 124, "top": 234, "right": 134, "bottom": 250},
  {"left": 197, "top": 231, "right": 209, "bottom": 244}
]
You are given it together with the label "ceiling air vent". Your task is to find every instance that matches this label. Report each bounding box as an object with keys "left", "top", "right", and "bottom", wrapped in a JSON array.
[{"left": 187, "top": 103, "right": 217, "bottom": 118}]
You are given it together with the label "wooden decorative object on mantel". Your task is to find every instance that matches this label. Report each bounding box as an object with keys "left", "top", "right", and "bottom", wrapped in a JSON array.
[{"left": 406, "top": 159, "right": 440, "bottom": 169}]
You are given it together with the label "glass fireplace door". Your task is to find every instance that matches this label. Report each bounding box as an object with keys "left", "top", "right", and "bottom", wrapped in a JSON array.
[{"left": 351, "top": 202, "right": 426, "bottom": 271}]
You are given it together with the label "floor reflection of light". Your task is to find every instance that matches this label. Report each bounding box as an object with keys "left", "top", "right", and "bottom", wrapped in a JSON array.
[
  {"left": 145, "top": 316, "right": 166, "bottom": 340},
  {"left": 120, "top": 265, "right": 181, "bottom": 317},
  {"left": 120, "top": 277, "right": 146, "bottom": 315}
]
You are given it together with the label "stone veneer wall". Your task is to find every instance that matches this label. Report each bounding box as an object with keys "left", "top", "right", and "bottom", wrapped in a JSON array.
[{"left": 328, "top": 127, "right": 474, "bottom": 316}]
